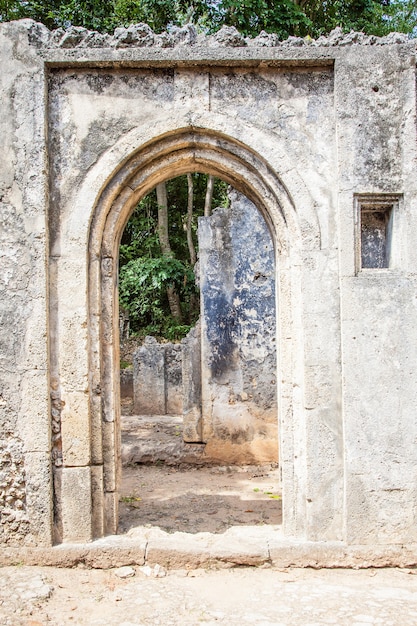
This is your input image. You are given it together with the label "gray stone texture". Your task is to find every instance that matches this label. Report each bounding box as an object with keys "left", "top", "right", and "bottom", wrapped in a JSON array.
[
  {"left": 133, "top": 337, "right": 183, "bottom": 415},
  {"left": 198, "top": 192, "right": 277, "bottom": 463},
  {"left": 120, "top": 368, "right": 133, "bottom": 399},
  {"left": 164, "top": 343, "right": 183, "bottom": 414},
  {"left": 182, "top": 321, "right": 203, "bottom": 442},
  {"left": 133, "top": 338, "right": 165, "bottom": 415},
  {"left": 1, "top": 18, "right": 417, "bottom": 555}
]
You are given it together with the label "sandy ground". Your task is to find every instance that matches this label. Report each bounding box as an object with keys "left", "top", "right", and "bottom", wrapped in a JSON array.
[
  {"left": 119, "top": 463, "right": 282, "bottom": 534},
  {"left": 119, "top": 412, "right": 281, "bottom": 535},
  {"left": 2, "top": 564, "right": 417, "bottom": 625},
  {"left": 4, "top": 413, "right": 416, "bottom": 624}
]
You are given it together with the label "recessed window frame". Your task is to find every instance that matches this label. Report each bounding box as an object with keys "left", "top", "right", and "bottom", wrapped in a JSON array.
[{"left": 354, "top": 193, "right": 402, "bottom": 274}]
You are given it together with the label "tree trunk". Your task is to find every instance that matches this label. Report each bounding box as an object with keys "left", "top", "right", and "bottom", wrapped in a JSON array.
[
  {"left": 166, "top": 286, "right": 183, "bottom": 321},
  {"left": 186, "top": 174, "right": 199, "bottom": 321},
  {"left": 186, "top": 173, "right": 197, "bottom": 266},
  {"left": 204, "top": 174, "right": 214, "bottom": 217},
  {"left": 156, "top": 181, "right": 183, "bottom": 322},
  {"left": 156, "top": 182, "right": 171, "bottom": 256}
]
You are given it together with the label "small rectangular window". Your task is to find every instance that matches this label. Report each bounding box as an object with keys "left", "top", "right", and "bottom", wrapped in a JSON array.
[
  {"left": 355, "top": 194, "right": 401, "bottom": 272},
  {"left": 361, "top": 207, "right": 392, "bottom": 268}
]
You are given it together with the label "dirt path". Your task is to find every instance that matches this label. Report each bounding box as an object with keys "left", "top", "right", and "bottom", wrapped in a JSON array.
[
  {"left": 2, "top": 419, "right": 417, "bottom": 624},
  {"left": 2, "top": 565, "right": 417, "bottom": 625},
  {"left": 119, "top": 463, "right": 282, "bottom": 534},
  {"left": 119, "top": 413, "right": 281, "bottom": 534}
]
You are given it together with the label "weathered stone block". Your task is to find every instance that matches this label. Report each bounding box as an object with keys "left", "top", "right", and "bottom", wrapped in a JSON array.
[
  {"left": 90, "top": 391, "right": 103, "bottom": 465},
  {"left": 120, "top": 368, "right": 133, "bottom": 399},
  {"left": 133, "top": 337, "right": 165, "bottom": 414},
  {"left": 61, "top": 391, "right": 91, "bottom": 467},
  {"left": 18, "top": 370, "right": 50, "bottom": 453},
  {"left": 61, "top": 466, "right": 92, "bottom": 543},
  {"left": 198, "top": 192, "right": 277, "bottom": 464},
  {"left": 91, "top": 465, "right": 105, "bottom": 539},
  {"left": 104, "top": 491, "right": 119, "bottom": 536},
  {"left": 102, "top": 421, "right": 118, "bottom": 493},
  {"left": 182, "top": 321, "right": 202, "bottom": 442},
  {"left": 165, "top": 343, "right": 183, "bottom": 414}
]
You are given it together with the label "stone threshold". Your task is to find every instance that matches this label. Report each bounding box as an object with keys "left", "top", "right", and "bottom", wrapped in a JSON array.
[{"left": 1, "top": 526, "right": 417, "bottom": 570}]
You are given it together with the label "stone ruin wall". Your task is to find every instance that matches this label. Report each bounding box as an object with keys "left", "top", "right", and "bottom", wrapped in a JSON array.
[
  {"left": 133, "top": 338, "right": 183, "bottom": 416},
  {"left": 131, "top": 192, "right": 277, "bottom": 464},
  {"left": 1, "top": 18, "right": 417, "bottom": 555},
  {"left": 198, "top": 192, "right": 277, "bottom": 463}
]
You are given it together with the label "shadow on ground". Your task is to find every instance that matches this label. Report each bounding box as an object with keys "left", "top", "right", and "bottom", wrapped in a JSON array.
[
  {"left": 119, "top": 414, "right": 282, "bottom": 535},
  {"left": 119, "top": 463, "right": 282, "bottom": 534}
]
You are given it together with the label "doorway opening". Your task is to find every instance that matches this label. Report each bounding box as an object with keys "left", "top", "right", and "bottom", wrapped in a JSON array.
[
  {"left": 116, "top": 172, "right": 281, "bottom": 535},
  {"left": 85, "top": 127, "right": 301, "bottom": 541}
]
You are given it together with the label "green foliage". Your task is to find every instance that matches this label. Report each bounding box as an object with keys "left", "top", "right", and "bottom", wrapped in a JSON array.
[
  {"left": 0, "top": 0, "right": 212, "bottom": 32},
  {"left": 119, "top": 173, "right": 228, "bottom": 265},
  {"left": 119, "top": 255, "right": 197, "bottom": 339},
  {"left": 297, "top": 0, "right": 417, "bottom": 37},
  {"left": 0, "top": 0, "right": 62, "bottom": 27},
  {"left": 301, "top": 0, "right": 390, "bottom": 37},
  {"left": 378, "top": 0, "right": 417, "bottom": 37},
  {"left": 119, "top": 193, "right": 160, "bottom": 264},
  {"left": 53, "top": 0, "right": 183, "bottom": 32},
  {"left": 119, "top": 173, "right": 227, "bottom": 340},
  {"left": 204, "top": 0, "right": 312, "bottom": 38},
  {"left": 2, "top": 0, "right": 417, "bottom": 37},
  {"left": 51, "top": 1, "right": 117, "bottom": 31}
]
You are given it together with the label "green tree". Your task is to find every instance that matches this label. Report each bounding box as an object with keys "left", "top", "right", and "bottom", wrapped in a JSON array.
[
  {"left": 379, "top": 0, "right": 417, "bottom": 36},
  {"left": 119, "top": 173, "right": 228, "bottom": 340},
  {"left": 296, "top": 0, "right": 417, "bottom": 37},
  {"left": 203, "top": 0, "right": 312, "bottom": 38},
  {"left": 119, "top": 255, "right": 196, "bottom": 339},
  {"left": 2, "top": 0, "right": 417, "bottom": 37},
  {"left": 52, "top": 0, "right": 184, "bottom": 32},
  {"left": 0, "top": 0, "right": 63, "bottom": 27}
]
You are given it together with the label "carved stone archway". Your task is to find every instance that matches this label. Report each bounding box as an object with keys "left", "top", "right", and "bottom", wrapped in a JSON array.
[
  {"left": 5, "top": 20, "right": 417, "bottom": 559},
  {"left": 87, "top": 127, "right": 306, "bottom": 539}
]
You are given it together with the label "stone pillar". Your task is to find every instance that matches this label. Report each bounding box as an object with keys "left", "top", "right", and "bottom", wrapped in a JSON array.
[
  {"left": 182, "top": 321, "right": 202, "bottom": 441},
  {"left": 133, "top": 337, "right": 165, "bottom": 414},
  {"left": 165, "top": 343, "right": 183, "bottom": 414},
  {"left": 198, "top": 191, "right": 278, "bottom": 464}
]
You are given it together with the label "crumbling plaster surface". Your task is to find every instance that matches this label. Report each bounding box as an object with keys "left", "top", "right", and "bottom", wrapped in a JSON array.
[
  {"left": 1, "top": 18, "right": 417, "bottom": 554},
  {"left": 335, "top": 44, "right": 417, "bottom": 545},
  {"left": 0, "top": 21, "right": 52, "bottom": 546},
  {"left": 199, "top": 192, "right": 278, "bottom": 464}
]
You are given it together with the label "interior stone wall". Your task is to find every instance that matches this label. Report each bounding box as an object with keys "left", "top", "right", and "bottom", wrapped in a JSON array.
[
  {"left": 199, "top": 191, "right": 277, "bottom": 463},
  {"left": 131, "top": 191, "right": 276, "bottom": 464},
  {"left": 1, "top": 18, "right": 417, "bottom": 553},
  {"left": 133, "top": 338, "right": 183, "bottom": 415}
]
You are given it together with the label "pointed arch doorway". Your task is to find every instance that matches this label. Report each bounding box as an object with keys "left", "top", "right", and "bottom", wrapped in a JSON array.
[
  {"left": 87, "top": 127, "right": 301, "bottom": 538},
  {"left": 51, "top": 125, "right": 314, "bottom": 543}
]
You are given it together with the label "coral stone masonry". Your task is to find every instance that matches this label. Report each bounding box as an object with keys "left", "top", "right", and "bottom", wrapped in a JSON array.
[{"left": 1, "top": 18, "right": 417, "bottom": 565}]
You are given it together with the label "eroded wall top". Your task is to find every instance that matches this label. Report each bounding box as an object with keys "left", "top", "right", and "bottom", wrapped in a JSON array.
[{"left": 2, "top": 18, "right": 416, "bottom": 63}]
